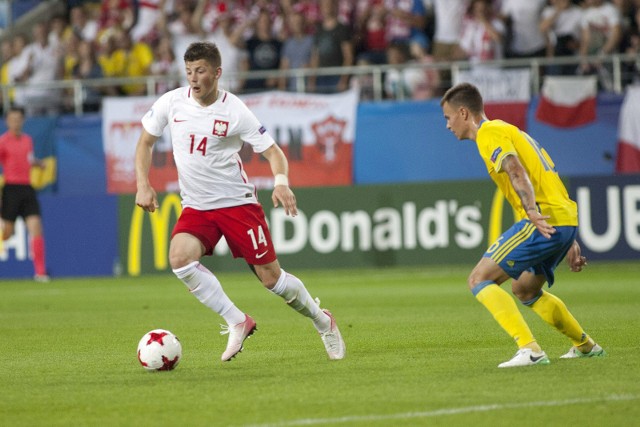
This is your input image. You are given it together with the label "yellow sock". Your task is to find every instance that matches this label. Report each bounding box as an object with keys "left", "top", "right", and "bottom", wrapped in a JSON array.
[
  {"left": 529, "top": 290, "right": 589, "bottom": 347},
  {"left": 473, "top": 282, "right": 537, "bottom": 348}
]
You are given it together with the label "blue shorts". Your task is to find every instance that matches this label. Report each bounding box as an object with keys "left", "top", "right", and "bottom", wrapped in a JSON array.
[{"left": 483, "top": 219, "right": 577, "bottom": 286}]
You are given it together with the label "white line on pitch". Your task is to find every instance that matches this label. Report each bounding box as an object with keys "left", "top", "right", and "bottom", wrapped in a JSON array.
[{"left": 243, "top": 394, "right": 639, "bottom": 427}]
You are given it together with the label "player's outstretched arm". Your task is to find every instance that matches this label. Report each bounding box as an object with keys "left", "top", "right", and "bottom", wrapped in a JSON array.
[
  {"left": 135, "top": 129, "right": 160, "bottom": 213},
  {"left": 566, "top": 240, "right": 587, "bottom": 272},
  {"left": 261, "top": 144, "right": 298, "bottom": 217}
]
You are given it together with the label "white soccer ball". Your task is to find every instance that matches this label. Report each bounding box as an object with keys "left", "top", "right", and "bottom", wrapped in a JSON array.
[{"left": 137, "top": 329, "right": 182, "bottom": 371}]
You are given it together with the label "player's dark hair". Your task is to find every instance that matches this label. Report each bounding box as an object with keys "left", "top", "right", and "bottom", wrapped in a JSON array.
[
  {"left": 184, "top": 41, "right": 222, "bottom": 68},
  {"left": 6, "top": 105, "right": 25, "bottom": 117},
  {"left": 440, "top": 83, "right": 484, "bottom": 113}
]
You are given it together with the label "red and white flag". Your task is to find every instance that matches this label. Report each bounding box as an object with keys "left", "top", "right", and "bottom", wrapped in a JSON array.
[
  {"left": 615, "top": 85, "right": 640, "bottom": 173},
  {"left": 535, "top": 76, "right": 597, "bottom": 128}
]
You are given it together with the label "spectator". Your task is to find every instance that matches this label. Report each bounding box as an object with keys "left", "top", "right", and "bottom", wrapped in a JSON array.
[
  {"left": 194, "top": 0, "right": 246, "bottom": 35},
  {"left": 21, "top": 22, "right": 63, "bottom": 116},
  {"left": 308, "top": 0, "right": 354, "bottom": 93},
  {"left": 408, "top": 38, "right": 440, "bottom": 98},
  {"left": 244, "top": 0, "right": 284, "bottom": 39},
  {"left": 98, "top": 29, "right": 120, "bottom": 92},
  {"left": 0, "top": 39, "right": 14, "bottom": 109},
  {"left": 61, "top": 30, "right": 82, "bottom": 80},
  {"left": 48, "top": 15, "right": 68, "bottom": 51},
  {"left": 613, "top": 0, "right": 635, "bottom": 25},
  {"left": 282, "top": 0, "right": 321, "bottom": 33},
  {"left": 192, "top": 0, "right": 248, "bottom": 93},
  {"left": 384, "top": 40, "right": 439, "bottom": 100},
  {"left": 456, "top": 0, "right": 506, "bottom": 67},
  {"left": 384, "top": 0, "right": 429, "bottom": 49},
  {"left": 349, "top": 56, "right": 377, "bottom": 100},
  {"left": 500, "top": 0, "right": 547, "bottom": 58},
  {"left": 97, "top": 0, "right": 135, "bottom": 37},
  {"left": 241, "top": 9, "right": 283, "bottom": 92},
  {"left": 427, "top": 0, "right": 469, "bottom": 63},
  {"left": 616, "top": 0, "right": 639, "bottom": 49},
  {"left": 65, "top": 5, "right": 99, "bottom": 43},
  {"left": 354, "top": 0, "right": 389, "bottom": 64},
  {"left": 7, "top": 34, "right": 29, "bottom": 111},
  {"left": 116, "top": 30, "right": 155, "bottom": 96},
  {"left": 130, "top": 0, "right": 166, "bottom": 43},
  {"left": 95, "top": 26, "right": 155, "bottom": 98},
  {"left": 283, "top": 0, "right": 353, "bottom": 30},
  {"left": 71, "top": 40, "right": 104, "bottom": 112},
  {"left": 578, "top": 0, "right": 622, "bottom": 88},
  {"left": 279, "top": 10, "right": 314, "bottom": 91},
  {"left": 59, "top": 30, "right": 82, "bottom": 113},
  {"left": 150, "top": 35, "right": 181, "bottom": 94},
  {"left": 426, "top": 0, "right": 469, "bottom": 92},
  {"left": 158, "top": 0, "right": 202, "bottom": 85},
  {"left": 539, "top": 0, "right": 584, "bottom": 75},
  {"left": 579, "top": 0, "right": 623, "bottom": 58},
  {"left": 337, "top": 0, "right": 355, "bottom": 27},
  {"left": 621, "top": 4, "right": 640, "bottom": 83}
]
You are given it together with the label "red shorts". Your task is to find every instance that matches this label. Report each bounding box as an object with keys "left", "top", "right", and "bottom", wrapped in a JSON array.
[{"left": 172, "top": 204, "right": 277, "bottom": 265}]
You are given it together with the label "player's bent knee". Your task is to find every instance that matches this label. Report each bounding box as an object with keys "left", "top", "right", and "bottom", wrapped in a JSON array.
[
  {"left": 512, "top": 287, "right": 540, "bottom": 303},
  {"left": 168, "top": 252, "right": 196, "bottom": 270},
  {"left": 253, "top": 263, "right": 281, "bottom": 289},
  {"left": 467, "top": 272, "right": 485, "bottom": 291}
]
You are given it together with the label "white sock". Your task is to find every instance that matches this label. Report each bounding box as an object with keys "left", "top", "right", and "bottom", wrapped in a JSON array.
[
  {"left": 271, "top": 269, "right": 330, "bottom": 333},
  {"left": 173, "top": 261, "right": 245, "bottom": 325}
]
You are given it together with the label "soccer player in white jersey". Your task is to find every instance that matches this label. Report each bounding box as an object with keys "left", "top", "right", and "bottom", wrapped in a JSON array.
[{"left": 134, "top": 41, "right": 346, "bottom": 362}]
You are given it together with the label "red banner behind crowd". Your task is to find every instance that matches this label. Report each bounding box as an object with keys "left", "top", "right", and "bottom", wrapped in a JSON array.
[{"left": 102, "top": 89, "right": 359, "bottom": 194}]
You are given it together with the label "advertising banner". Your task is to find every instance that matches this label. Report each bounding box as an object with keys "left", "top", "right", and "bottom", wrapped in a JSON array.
[
  {"left": 570, "top": 175, "right": 640, "bottom": 260},
  {"left": 102, "top": 89, "right": 358, "bottom": 193},
  {"left": 119, "top": 176, "right": 640, "bottom": 277},
  {"left": 119, "top": 181, "right": 517, "bottom": 276},
  {"left": 1, "top": 194, "right": 118, "bottom": 279},
  {"left": 5, "top": 177, "right": 636, "bottom": 279},
  {"left": 102, "top": 96, "right": 166, "bottom": 194}
]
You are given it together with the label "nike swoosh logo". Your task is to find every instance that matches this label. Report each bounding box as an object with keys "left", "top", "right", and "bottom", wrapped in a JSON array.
[
  {"left": 173, "top": 118, "right": 187, "bottom": 122},
  {"left": 255, "top": 251, "right": 269, "bottom": 259},
  {"left": 530, "top": 355, "right": 545, "bottom": 362}
]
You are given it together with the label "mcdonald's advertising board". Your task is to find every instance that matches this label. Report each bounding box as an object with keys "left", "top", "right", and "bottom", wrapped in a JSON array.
[
  {"left": 118, "top": 176, "right": 640, "bottom": 277},
  {"left": 118, "top": 181, "right": 521, "bottom": 276}
]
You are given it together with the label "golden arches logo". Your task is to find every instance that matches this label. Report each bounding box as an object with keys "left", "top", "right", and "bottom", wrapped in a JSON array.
[{"left": 128, "top": 194, "right": 182, "bottom": 276}]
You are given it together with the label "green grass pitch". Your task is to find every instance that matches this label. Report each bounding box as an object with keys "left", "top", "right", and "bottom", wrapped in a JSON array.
[{"left": 1, "top": 261, "right": 639, "bottom": 426}]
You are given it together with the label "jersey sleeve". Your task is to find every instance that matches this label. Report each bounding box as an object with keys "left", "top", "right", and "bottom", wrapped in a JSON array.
[
  {"left": 478, "top": 124, "right": 517, "bottom": 173},
  {"left": 141, "top": 91, "right": 171, "bottom": 137},
  {"left": 233, "top": 96, "right": 276, "bottom": 153}
]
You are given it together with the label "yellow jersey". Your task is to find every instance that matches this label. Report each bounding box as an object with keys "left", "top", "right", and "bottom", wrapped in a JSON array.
[{"left": 476, "top": 119, "right": 578, "bottom": 226}]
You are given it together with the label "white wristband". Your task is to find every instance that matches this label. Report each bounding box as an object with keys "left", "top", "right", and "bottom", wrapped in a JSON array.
[{"left": 274, "top": 174, "right": 289, "bottom": 187}]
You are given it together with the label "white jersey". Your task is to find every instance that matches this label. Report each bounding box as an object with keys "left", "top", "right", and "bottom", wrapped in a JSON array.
[
  {"left": 501, "top": 0, "right": 547, "bottom": 54},
  {"left": 431, "top": 0, "right": 469, "bottom": 44},
  {"left": 141, "top": 87, "right": 276, "bottom": 210}
]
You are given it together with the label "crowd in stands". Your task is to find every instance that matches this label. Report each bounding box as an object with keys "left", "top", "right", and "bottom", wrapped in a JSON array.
[{"left": 0, "top": 0, "right": 639, "bottom": 115}]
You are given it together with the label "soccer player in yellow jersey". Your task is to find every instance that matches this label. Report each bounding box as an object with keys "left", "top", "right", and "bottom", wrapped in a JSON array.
[{"left": 440, "top": 83, "right": 606, "bottom": 368}]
